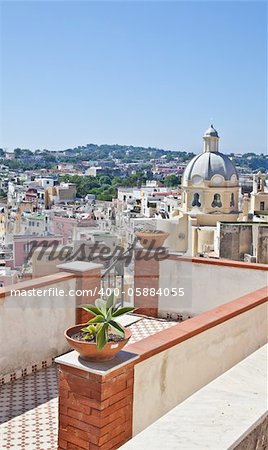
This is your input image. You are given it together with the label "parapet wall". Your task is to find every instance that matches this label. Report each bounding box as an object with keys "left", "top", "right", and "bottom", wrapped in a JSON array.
[
  {"left": 0, "top": 272, "right": 76, "bottom": 380},
  {"left": 134, "top": 252, "right": 268, "bottom": 319},
  {"left": 129, "top": 287, "right": 267, "bottom": 434},
  {"left": 159, "top": 256, "right": 268, "bottom": 317},
  {"left": 0, "top": 261, "right": 103, "bottom": 382}
]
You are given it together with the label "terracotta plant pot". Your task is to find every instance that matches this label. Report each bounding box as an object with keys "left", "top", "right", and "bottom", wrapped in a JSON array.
[
  {"left": 65, "top": 324, "right": 132, "bottom": 362},
  {"left": 135, "top": 231, "right": 169, "bottom": 249}
]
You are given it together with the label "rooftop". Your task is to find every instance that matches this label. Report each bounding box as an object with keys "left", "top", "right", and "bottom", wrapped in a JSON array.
[{"left": 0, "top": 258, "right": 267, "bottom": 450}]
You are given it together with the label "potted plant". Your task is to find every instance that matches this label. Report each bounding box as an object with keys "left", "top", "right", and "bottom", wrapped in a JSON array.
[
  {"left": 135, "top": 226, "right": 169, "bottom": 249},
  {"left": 65, "top": 293, "right": 135, "bottom": 362}
]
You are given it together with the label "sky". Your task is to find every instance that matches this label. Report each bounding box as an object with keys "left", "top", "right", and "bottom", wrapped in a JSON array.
[{"left": 0, "top": 1, "right": 267, "bottom": 154}]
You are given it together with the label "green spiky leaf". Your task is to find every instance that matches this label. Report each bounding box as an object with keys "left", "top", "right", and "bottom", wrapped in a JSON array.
[
  {"left": 79, "top": 304, "right": 102, "bottom": 316},
  {"left": 106, "top": 292, "right": 115, "bottom": 309},
  {"left": 109, "top": 320, "right": 125, "bottom": 338},
  {"left": 96, "top": 324, "right": 109, "bottom": 350},
  {"left": 88, "top": 315, "right": 106, "bottom": 324},
  {"left": 81, "top": 324, "right": 99, "bottom": 336},
  {"left": 106, "top": 307, "right": 113, "bottom": 322},
  {"left": 112, "top": 307, "right": 135, "bottom": 317},
  {"left": 96, "top": 298, "right": 108, "bottom": 314}
]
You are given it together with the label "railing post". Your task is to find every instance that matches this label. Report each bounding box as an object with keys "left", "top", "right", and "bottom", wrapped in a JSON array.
[
  {"left": 56, "top": 351, "right": 137, "bottom": 450},
  {"left": 133, "top": 248, "right": 166, "bottom": 317},
  {"left": 57, "top": 261, "right": 103, "bottom": 324}
]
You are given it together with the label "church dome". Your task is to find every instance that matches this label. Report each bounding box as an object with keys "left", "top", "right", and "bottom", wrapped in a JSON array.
[{"left": 182, "top": 151, "right": 238, "bottom": 183}]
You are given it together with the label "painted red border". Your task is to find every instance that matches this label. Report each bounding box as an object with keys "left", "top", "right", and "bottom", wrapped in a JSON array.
[
  {"left": 168, "top": 254, "right": 268, "bottom": 271},
  {"left": 0, "top": 272, "right": 75, "bottom": 299},
  {"left": 127, "top": 286, "right": 268, "bottom": 362}
]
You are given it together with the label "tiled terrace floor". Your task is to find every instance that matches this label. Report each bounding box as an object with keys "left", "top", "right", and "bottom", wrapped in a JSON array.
[
  {"left": 0, "top": 317, "right": 177, "bottom": 450},
  {"left": 0, "top": 366, "right": 58, "bottom": 450}
]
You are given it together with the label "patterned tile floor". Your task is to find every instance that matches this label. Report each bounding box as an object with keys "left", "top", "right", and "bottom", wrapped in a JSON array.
[
  {"left": 0, "top": 366, "right": 58, "bottom": 450},
  {"left": 128, "top": 317, "right": 177, "bottom": 344},
  {"left": 0, "top": 317, "right": 177, "bottom": 449}
]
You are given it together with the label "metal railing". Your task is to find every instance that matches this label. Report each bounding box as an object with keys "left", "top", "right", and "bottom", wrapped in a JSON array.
[{"left": 101, "top": 241, "right": 135, "bottom": 306}]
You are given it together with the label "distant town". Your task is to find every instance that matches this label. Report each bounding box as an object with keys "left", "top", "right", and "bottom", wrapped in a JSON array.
[
  {"left": 0, "top": 126, "right": 267, "bottom": 289},
  {"left": 0, "top": 144, "right": 267, "bottom": 202}
]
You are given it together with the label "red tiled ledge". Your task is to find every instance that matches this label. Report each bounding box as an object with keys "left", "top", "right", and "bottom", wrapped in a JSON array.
[
  {"left": 168, "top": 254, "right": 268, "bottom": 271},
  {"left": 127, "top": 286, "right": 268, "bottom": 362},
  {"left": 0, "top": 272, "right": 75, "bottom": 299}
]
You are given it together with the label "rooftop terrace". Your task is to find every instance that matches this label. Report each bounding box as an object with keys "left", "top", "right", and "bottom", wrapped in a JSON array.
[
  {"left": 0, "top": 256, "right": 267, "bottom": 449},
  {"left": 0, "top": 317, "right": 176, "bottom": 450}
]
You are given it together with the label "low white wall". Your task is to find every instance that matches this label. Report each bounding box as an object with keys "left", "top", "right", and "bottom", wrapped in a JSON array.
[
  {"left": 133, "top": 302, "right": 268, "bottom": 435},
  {"left": 0, "top": 277, "right": 76, "bottom": 376},
  {"left": 159, "top": 258, "right": 268, "bottom": 316},
  {"left": 122, "top": 345, "right": 268, "bottom": 450}
]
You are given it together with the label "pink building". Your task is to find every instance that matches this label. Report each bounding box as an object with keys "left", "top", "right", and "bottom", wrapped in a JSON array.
[
  {"left": 50, "top": 215, "right": 95, "bottom": 244},
  {"left": 13, "top": 235, "right": 63, "bottom": 268}
]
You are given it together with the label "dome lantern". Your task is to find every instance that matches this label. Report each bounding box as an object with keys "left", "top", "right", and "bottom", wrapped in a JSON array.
[{"left": 203, "top": 124, "right": 219, "bottom": 153}]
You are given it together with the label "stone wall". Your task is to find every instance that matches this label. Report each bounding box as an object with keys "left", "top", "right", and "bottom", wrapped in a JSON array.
[
  {"left": 258, "top": 226, "right": 268, "bottom": 264},
  {"left": 219, "top": 224, "right": 252, "bottom": 261}
]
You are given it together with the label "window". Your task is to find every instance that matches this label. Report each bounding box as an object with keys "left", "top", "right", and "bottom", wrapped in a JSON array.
[
  {"left": 211, "top": 193, "right": 222, "bottom": 208},
  {"left": 192, "top": 193, "right": 201, "bottom": 207},
  {"left": 230, "top": 193, "right": 235, "bottom": 207},
  {"left": 24, "top": 243, "right": 32, "bottom": 253},
  {"left": 260, "top": 201, "right": 265, "bottom": 211}
]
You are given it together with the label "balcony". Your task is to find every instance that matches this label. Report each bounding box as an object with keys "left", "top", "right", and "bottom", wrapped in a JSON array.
[{"left": 0, "top": 257, "right": 267, "bottom": 450}]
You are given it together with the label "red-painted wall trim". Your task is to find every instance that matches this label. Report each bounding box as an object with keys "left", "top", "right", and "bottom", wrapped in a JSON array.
[
  {"left": 127, "top": 286, "right": 268, "bottom": 362},
  {"left": 0, "top": 272, "right": 75, "bottom": 299},
  {"left": 168, "top": 254, "right": 268, "bottom": 271}
]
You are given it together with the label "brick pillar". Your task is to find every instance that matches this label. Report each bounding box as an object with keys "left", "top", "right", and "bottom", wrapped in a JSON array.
[
  {"left": 134, "top": 248, "right": 167, "bottom": 318},
  {"left": 57, "top": 262, "right": 103, "bottom": 324},
  {"left": 56, "top": 351, "right": 137, "bottom": 450}
]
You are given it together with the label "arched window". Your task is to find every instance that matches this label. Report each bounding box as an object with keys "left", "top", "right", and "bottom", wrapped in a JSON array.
[
  {"left": 211, "top": 193, "right": 222, "bottom": 208},
  {"left": 230, "top": 193, "right": 235, "bottom": 207},
  {"left": 192, "top": 193, "right": 201, "bottom": 207}
]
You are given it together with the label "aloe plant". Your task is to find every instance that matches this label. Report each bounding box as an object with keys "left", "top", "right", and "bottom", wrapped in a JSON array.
[
  {"left": 81, "top": 323, "right": 100, "bottom": 341},
  {"left": 80, "top": 293, "right": 135, "bottom": 350}
]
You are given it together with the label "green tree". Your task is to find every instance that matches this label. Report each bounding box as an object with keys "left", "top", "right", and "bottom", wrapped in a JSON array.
[
  {"left": 14, "top": 148, "right": 22, "bottom": 158},
  {"left": 164, "top": 174, "right": 180, "bottom": 187},
  {"left": 99, "top": 175, "right": 112, "bottom": 185}
]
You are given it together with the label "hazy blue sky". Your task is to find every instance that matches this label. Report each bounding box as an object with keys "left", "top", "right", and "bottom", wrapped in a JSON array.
[{"left": 0, "top": 1, "right": 267, "bottom": 154}]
